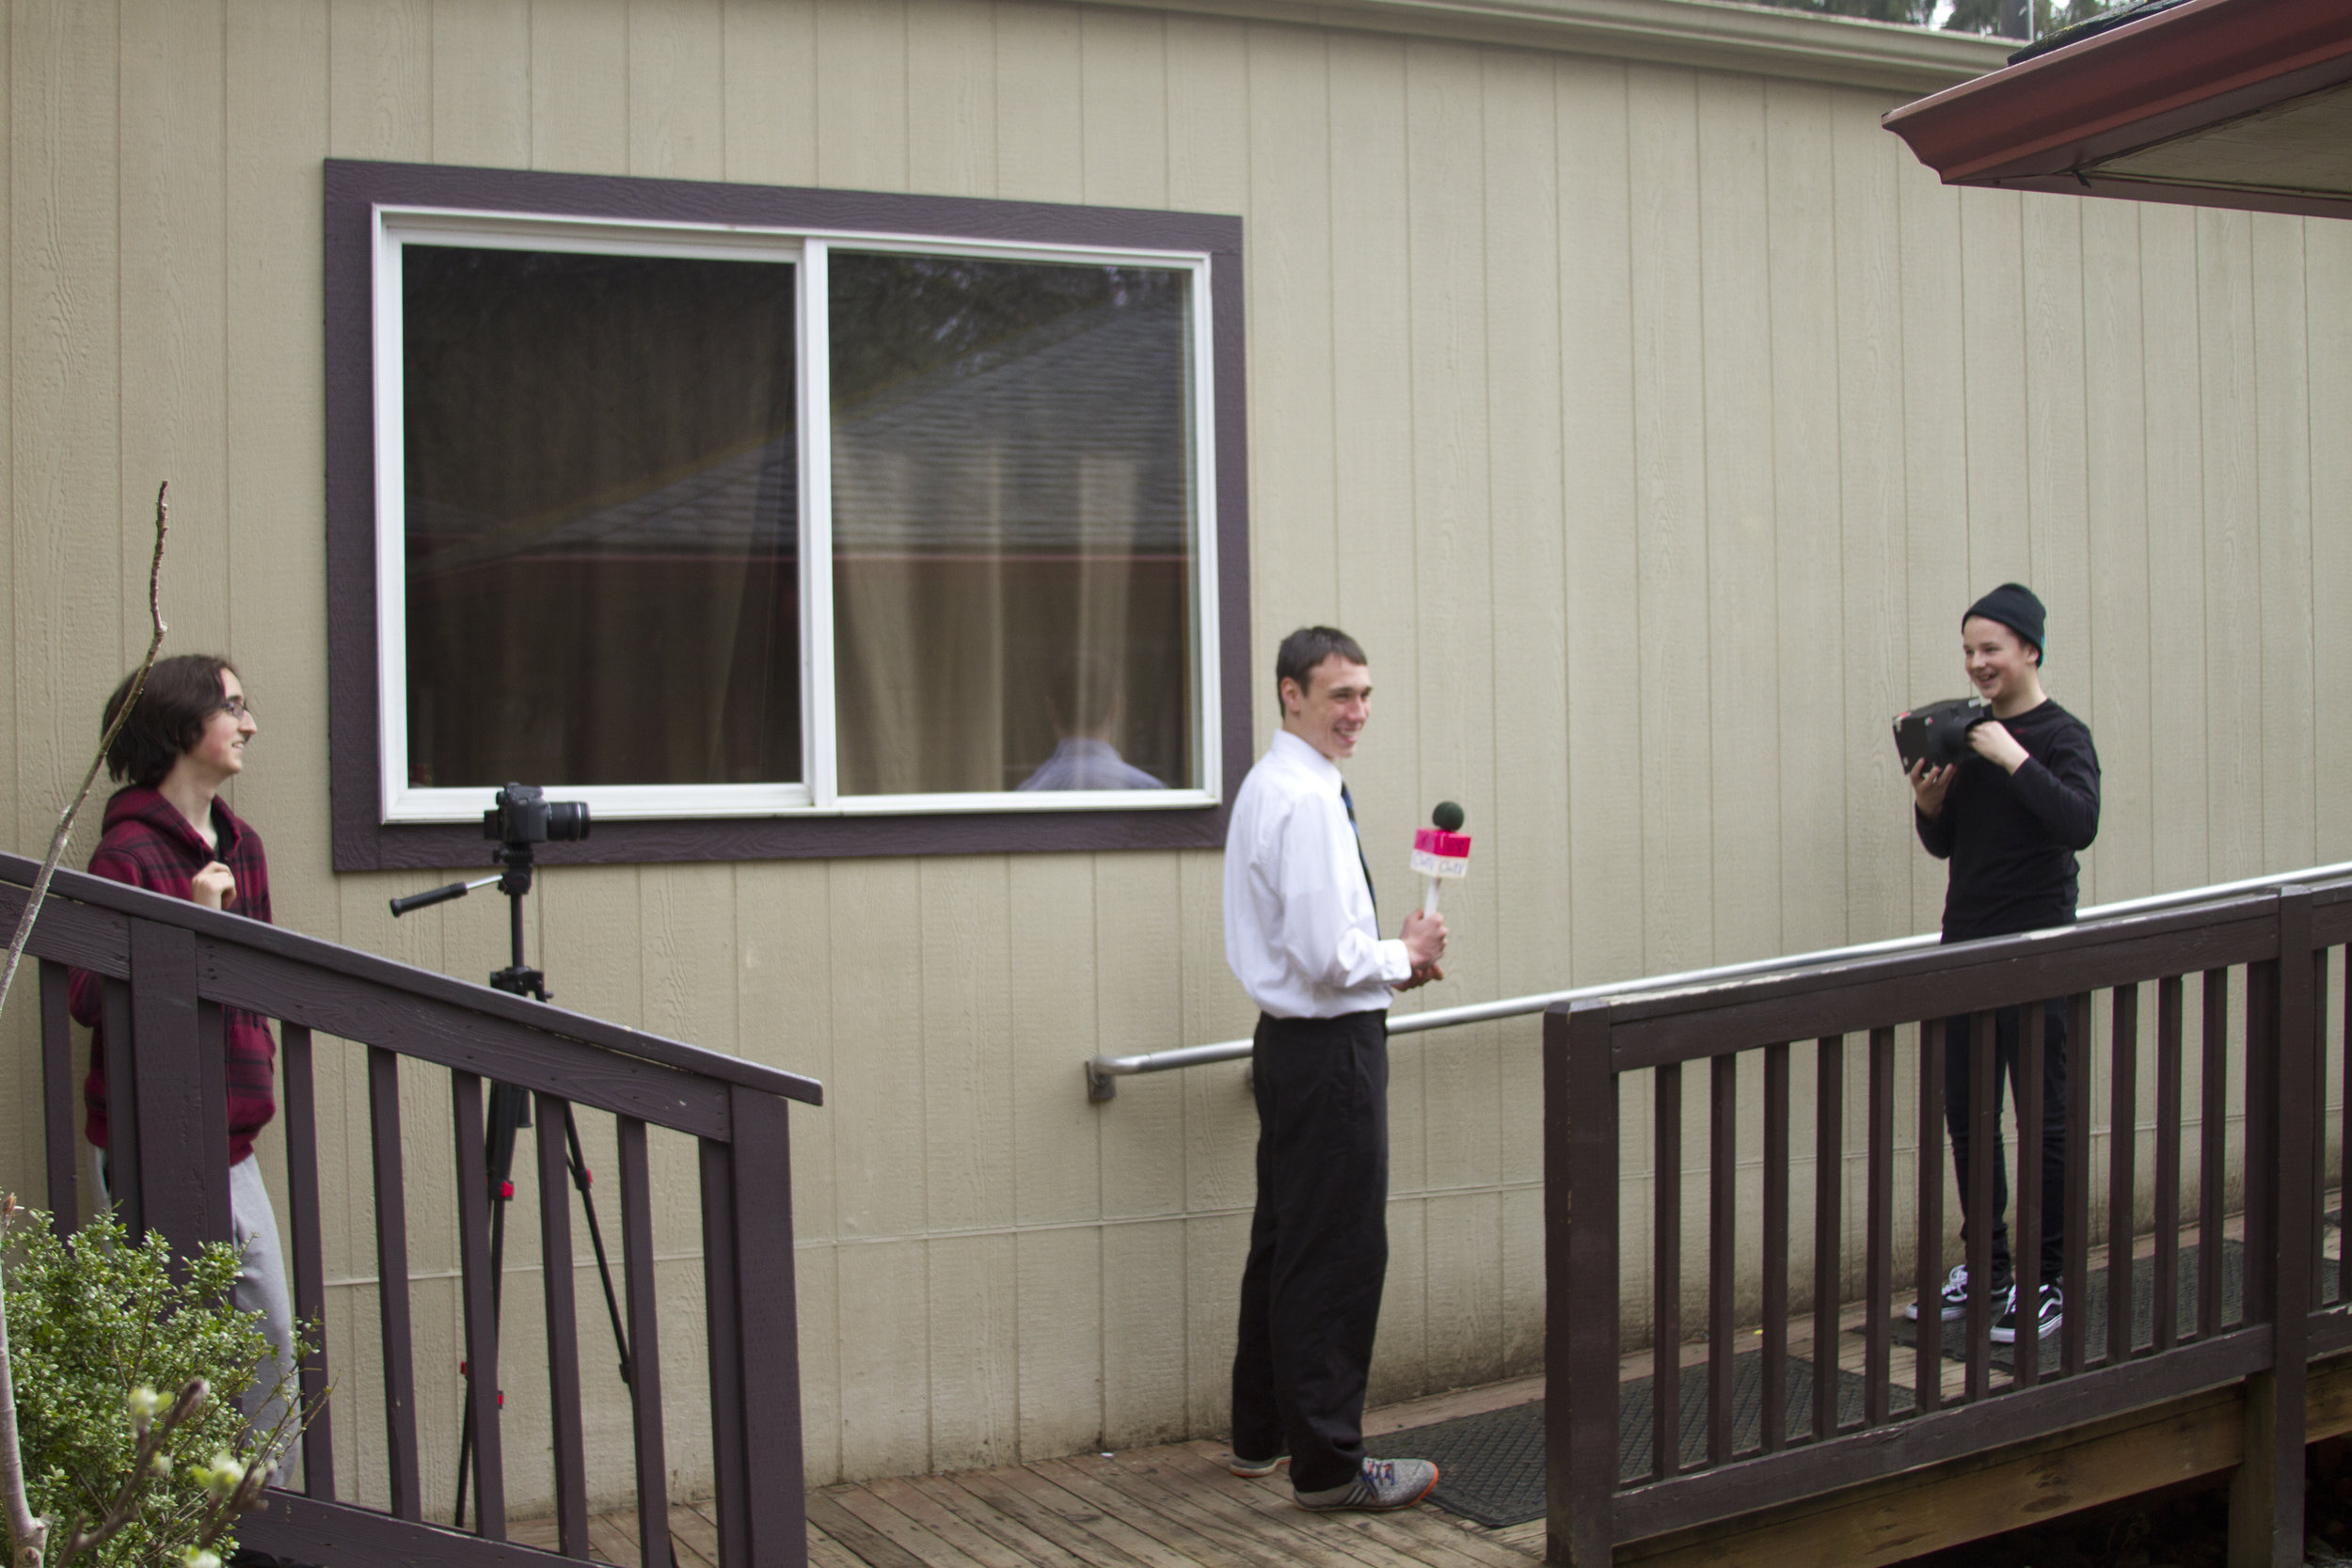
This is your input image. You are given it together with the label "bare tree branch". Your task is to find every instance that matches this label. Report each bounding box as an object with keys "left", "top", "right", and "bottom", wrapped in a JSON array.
[
  {"left": 0, "top": 482, "right": 171, "bottom": 1022},
  {"left": 2, "top": 481, "right": 172, "bottom": 1568},
  {"left": 0, "top": 1195, "right": 42, "bottom": 1568}
]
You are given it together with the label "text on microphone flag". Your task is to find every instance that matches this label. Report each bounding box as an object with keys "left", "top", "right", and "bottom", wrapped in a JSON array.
[{"left": 1410, "top": 827, "right": 1471, "bottom": 879}]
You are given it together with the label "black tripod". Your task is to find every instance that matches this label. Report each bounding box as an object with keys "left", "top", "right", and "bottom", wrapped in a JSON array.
[{"left": 390, "top": 835, "right": 638, "bottom": 1534}]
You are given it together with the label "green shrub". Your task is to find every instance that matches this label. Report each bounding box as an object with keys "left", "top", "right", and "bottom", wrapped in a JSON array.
[{"left": 4, "top": 1206, "right": 297, "bottom": 1568}]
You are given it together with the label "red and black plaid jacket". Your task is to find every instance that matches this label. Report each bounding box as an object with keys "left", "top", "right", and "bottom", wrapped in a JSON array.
[{"left": 67, "top": 785, "right": 278, "bottom": 1164}]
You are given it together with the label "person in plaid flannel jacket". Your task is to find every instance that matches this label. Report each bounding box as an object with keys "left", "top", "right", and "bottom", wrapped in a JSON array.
[{"left": 66, "top": 653, "right": 296, "bottom": 1447}]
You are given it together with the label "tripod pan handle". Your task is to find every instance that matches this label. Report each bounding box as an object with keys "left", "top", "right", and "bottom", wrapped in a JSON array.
[{"left": 390, "top": 879, "right": 474, "bottom": 916}]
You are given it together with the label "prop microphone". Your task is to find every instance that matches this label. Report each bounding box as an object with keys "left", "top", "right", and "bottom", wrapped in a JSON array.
[{"left": 1410, "top": 802, "right": 1471, "bottom": 916}]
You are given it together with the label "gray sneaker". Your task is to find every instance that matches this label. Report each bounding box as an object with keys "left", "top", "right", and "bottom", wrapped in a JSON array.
[{"left": 1294, "top": 1457, "right": 1438, "bottom": 1512}]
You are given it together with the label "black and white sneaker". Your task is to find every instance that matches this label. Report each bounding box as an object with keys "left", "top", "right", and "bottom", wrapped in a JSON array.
[
  {"left": 1905, "top": 1263, "right": 1976, "bottom": 1323},
  {"left": 1991, "top": 1282, "right": 2062, "bottom": 1344}
]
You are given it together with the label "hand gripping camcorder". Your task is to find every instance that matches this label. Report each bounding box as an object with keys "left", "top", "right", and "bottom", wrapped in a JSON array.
[{"left": 1892, "top": 697, "right": 1991, "bottom": 770}]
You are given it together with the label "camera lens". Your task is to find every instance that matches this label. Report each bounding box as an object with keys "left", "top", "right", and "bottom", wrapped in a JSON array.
[{"left": 547, "top": 800, "right": 591, "bottom": 841}]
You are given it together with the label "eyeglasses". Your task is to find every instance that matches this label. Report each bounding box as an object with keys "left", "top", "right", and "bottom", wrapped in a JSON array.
[{"left": 219, "top": 694, "right": 255, "bottom": 721}]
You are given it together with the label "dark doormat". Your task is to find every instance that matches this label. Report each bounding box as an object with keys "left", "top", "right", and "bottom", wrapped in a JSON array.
[
  {"left": 1879, "top": 1239, "right": 2330, "bottom": 1373},
  {"left": 1381, "top": 1397, "right": 1548, "bottom": 1529},
  {"left": 1378, "top": 1354, "right": 1907, "bottom": 1530}
]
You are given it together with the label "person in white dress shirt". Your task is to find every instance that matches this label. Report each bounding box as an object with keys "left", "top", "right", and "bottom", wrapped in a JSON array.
[{"left": 1221, "top": 626, "right": 1447, "bottom": 1513}]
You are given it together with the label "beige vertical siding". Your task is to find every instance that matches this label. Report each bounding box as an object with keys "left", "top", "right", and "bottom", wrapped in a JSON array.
[
  {"left": 3, "top": 0, "right": 2348, "bottom": 1509},
  {"left": 2316, "top": 222, "right": 2352, "bottom": 873}
]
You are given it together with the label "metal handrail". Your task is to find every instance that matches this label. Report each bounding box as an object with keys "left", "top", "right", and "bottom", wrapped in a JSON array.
[{"left": 1084, "top": 859, "right": 2352, "bottom": 1100}]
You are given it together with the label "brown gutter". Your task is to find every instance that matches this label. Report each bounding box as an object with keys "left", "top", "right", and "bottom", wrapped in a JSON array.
[
  {"left": 1930, "top": 174, "right": 2352, "bottom": 224},
  {"left": 1882, "top": 0, "right": 2352, "bottom": 187}
]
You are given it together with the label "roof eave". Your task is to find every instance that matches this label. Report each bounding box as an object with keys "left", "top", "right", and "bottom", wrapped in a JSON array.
[
  {"left": 1077, "top": 0, "right": 2011, "bottom": 94},
  {"left": 1882, "top": 0, "right": 2352, "bottom": 187}
]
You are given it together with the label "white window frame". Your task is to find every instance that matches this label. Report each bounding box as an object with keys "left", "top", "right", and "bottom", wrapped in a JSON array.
[{"left": 371, "top": 205, "right": 1221, "bottom": 825}]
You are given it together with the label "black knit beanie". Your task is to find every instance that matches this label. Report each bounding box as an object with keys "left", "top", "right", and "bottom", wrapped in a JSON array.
[{"left": 1963, "top": 581, "right": 2046, "bottom": 665}]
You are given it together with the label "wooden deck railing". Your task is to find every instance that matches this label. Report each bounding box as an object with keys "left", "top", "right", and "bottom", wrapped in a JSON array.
[
  {"left": 1545, "top": 878, "right": 2352, "bottom": 1567},
  {"left": 4, "top": 851, "right": 822, "bottom": 1568}
]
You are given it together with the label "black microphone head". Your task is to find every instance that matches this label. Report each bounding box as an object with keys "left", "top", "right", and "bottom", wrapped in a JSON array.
[{"left": 1432, "top": 800, "right": 1466, "bottom": 832}]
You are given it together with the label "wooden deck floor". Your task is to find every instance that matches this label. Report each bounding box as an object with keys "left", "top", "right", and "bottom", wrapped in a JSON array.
[
  {"left": 520, "top": 1209, "right": 2341, "bottom": 1568},
  {"left": 800, "top": 1435, "right": 1543, "bottom": 1568},
  {"left": 514, "top": 1373, "right": 1552, "bottom": 1568}
]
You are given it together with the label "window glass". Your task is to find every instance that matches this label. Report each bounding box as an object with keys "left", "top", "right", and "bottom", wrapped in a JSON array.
[
  {"left": 402, "top": 245, "right": 802, "bottom": 788},
  {"left": 828, "top": 253, "right": 1198, "bottom": 796}
]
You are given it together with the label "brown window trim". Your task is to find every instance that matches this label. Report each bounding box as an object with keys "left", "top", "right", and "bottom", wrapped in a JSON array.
[{"left": 325, "top": 158, "right": 1249, "bottom": 872}]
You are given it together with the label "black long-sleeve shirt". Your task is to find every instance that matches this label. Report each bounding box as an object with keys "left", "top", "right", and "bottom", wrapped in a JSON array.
[{"left": 1915, "top": 698, "right": 2101, "bottom": 942}]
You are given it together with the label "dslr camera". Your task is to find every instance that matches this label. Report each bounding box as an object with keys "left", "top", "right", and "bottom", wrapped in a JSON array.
[
  {"left": 1892, "top": 697, "right": 1992, "bottom": 770},
  {"left": 484, "top": 783, "right": 591, "bottom": 846}
]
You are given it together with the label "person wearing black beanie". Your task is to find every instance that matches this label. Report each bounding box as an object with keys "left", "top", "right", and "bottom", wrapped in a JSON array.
[
  {"left": 1903, "top": 584, "right": 2100, "bottom": 1348},
  {"left": 1963, "top": 582, "right": 2046, "bottom": 665}
]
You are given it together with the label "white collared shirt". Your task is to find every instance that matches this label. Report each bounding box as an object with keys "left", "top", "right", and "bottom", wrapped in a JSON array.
[
  {"left": 1014, "top": 736, "right": 1167, "bottom": 792},
  {"left": 1223, "top": 730, "right": 1410, "bottom": 1018}
]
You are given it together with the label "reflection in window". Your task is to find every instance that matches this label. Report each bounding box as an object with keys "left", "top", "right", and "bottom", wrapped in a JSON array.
[
  {"left": 402, "top": 246, "right": 801, "bottom": 788},
  {"left": 828, "top": 253, "right": 1198, "bottom": 796}
]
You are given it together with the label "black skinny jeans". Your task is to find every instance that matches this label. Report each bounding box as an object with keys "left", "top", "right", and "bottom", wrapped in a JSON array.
[
  {"left": 1231, "top": 1009, "right": 1390, "bottom": 1493},
  {"left": 1942, "top": 999, "right": 2069, "bottom": 1291}
]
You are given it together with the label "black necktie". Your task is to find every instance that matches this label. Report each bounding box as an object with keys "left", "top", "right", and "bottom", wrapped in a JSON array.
[{"left": 1340, "top": 782, "right": 1375, "bottom": 914}]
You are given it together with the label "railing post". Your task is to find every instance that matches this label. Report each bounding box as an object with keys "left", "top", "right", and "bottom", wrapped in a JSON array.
[
  {"left": 1963, "top": 1010, "right": 1997, "bottom": 1398},
  {"left": 278, "top": 1025, "right": 338, "bottom": 1497},
  {"left": 617, "top": 1118, "right": 672, "bottom": 1568},
  {"left": 127, "top": 921, "right": 231, "bottom": 1253},
  {"left": 101, "top": 980, "right": 138, "bottom": 1237},
  {"left": 368, "top": 1046, "right": 422, "bottom": 1522},
  {"left": 449, "top": 1072, "right": 507, "bottom": 1538},
  {"left": 537, "top": 1095, "right": 591, "bottom": 1556},
  {"left": 1708, "top": 1053, "right": 1738, "bottom": 1465},
  {"left": 725, "top": 1085, "right": 809, "bottom": 1568},
  {"left": 2229, "top": 887, "right": 2315, "bottom": 1568},
  {"left": 1548, "top": 1001, "right": 1618, "bottom": 1568},
  {"left": 40, "top": 960, "right": 78, "bottom": 1234},
  {"left": 701, "top": 1137, "right": 753, "bottom": 1568}
]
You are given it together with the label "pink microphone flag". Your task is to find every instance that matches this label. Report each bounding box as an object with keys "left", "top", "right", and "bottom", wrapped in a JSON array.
[{"left": 1410, "top": 829, "right": 1471, "bottom": 879}]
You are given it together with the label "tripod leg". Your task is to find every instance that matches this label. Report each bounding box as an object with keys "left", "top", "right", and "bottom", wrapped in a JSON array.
[
  {"left": 458, "top": 1082, "right": 529, "bottom": 1528},
  {"left": 456, "top": 1192, "right": 514, "bottom": 1529},
  {"left": 564, "top": 1104, "right": 636, "bottom": 1386}
]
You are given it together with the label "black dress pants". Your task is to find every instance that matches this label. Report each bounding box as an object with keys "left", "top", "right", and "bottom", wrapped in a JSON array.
[
  {"left": 1942, "top": 999, "right": 2069, "bottom": 1289},
  {"left": 1231, "top": 1008, "right": 1390, "bottom": 1493}
]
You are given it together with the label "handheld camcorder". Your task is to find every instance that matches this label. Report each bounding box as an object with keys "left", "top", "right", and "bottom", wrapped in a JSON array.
[
  {"left": 1892, "top": 697, "right": 1992, "bottom": 770},
  {"left": 485, "top": 782, "right": 590, "bottom": 846}
]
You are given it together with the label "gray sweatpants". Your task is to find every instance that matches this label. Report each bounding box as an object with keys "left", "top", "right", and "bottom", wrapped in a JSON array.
[{"left": 229, "top": 1153, "right": 298, "bottom": 1454}]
